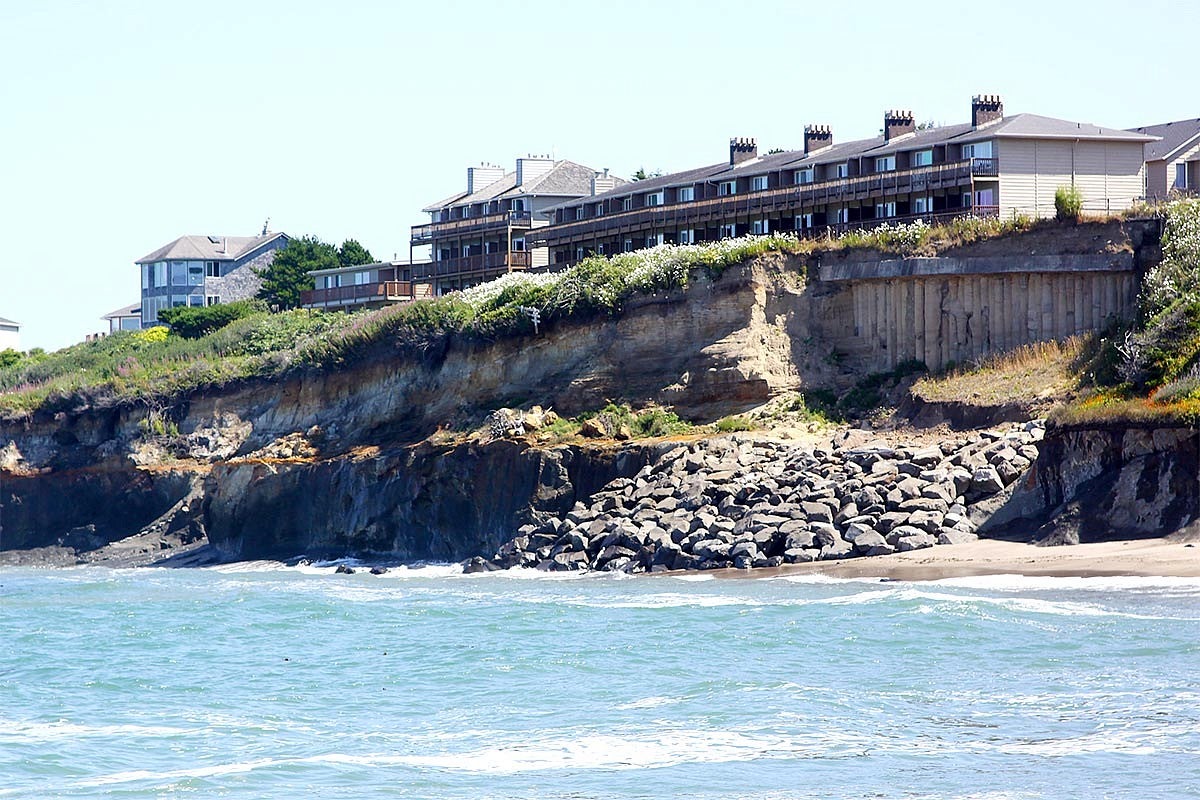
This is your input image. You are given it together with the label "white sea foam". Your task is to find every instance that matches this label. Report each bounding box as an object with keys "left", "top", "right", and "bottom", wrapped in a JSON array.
[
  {"left": 925, "top": 573, "right": 1200, "bottom": 594},
  {"left": 0, "top": 719, "right": 195, "bottom": 742}
]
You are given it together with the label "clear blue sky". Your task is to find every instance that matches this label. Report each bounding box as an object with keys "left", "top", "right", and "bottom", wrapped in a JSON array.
[{"left": 1, "top": 0, "right": 1194, "bottom": 351}]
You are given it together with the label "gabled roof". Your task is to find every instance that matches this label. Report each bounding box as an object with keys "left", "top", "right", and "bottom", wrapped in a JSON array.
[
  {"left": 1128, "top": 118, "right": 1200, "bottom": 162},
  {"left": 960, "top": 114, "right": 1156, "bottom": 143},
  {"left": 101, "top": 303, "right": 141, "bottom": 320},
  {"left": 421, "top": 160, "right": 627, "bottom": 212},
  {"left": 135, "top": 232, "right": 289, "bottom": 264},
  {"left": 0, "top": 316, "right": 19, "bottom": 327}
]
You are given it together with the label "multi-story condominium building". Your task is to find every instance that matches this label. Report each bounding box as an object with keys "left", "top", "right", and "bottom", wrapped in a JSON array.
[
  {"left": 136, "top": 231, "right": 290, "bottom": 325},
  {"left": 300, "top": 260, "right": 433, "bottom": 310},
  {"left": 411, "top": 155, "right": 626, "bottom": 294},
  {"left": 1129, "top": 117, "right": 1200, "bottom": 199},
  {"left": 0, "top": 316, "right": 20, "bottom": 351},
  {"left": 528, "top": 96, "right": 1155, "bottom": 265}
]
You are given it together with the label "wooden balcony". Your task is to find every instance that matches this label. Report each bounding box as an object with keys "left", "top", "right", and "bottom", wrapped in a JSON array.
[
  {"left": 300, "top": 281, "right": 426, "bottom": 309},
  {"left": 527, "top": 159, "right": 994, "bottom": 247},
  {"left": 410, "top": 210, "right": 533, "bottom": 245},
  {"left": 412, "top": 251, "right": 532, "bottom": 280}
]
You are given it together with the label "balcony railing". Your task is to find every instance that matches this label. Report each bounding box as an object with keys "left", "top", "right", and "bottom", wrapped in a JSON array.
[
  {"left": 527, "top": 159, "right": 995, "bottom": 247},
  {"left": 410, "top": 210, "right": 533, "bottom": 245},
  {"left": 300, "top": 281, "right": 416, "bottom": 308},
  {"left": 412, "top": 251, "right": 532, "bottom": 280}
]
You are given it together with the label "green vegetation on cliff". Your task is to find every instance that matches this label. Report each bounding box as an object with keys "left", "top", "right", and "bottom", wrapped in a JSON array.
[{"left": 0, "top": 215, "right": 1049, "bottom": 420}]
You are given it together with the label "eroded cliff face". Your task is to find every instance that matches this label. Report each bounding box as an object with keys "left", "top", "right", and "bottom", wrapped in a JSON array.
[
  {"left": 1025, "top": 425, "right": 1200, "bottom": 544},
  {"left": 0, "top": 258, "right": 840, "bottom": 559}
]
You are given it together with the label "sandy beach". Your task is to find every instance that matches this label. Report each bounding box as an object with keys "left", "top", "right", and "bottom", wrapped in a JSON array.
[{"left": 752, "top": 537, "right": 1200, "bottom": 581}]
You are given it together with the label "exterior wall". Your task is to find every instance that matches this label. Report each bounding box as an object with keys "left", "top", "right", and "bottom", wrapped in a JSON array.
[
  {"left": 999, "top": 139, "right": 1145, "bottom": 217},
  {"left": 0, "top": 324, "right": 19, "bottom": 351},
  {"left": 1146, "top": 160, "right": 1169, "bottom": 199},
  {"left": 1167, "top": 141, "right": 1200, "bottom": 193},
  {"left": 824, "top": 258, "right": 1137, "bottom": 372},
  {"left": 205, "top": 243, "right": 284, "bottom": 305}
]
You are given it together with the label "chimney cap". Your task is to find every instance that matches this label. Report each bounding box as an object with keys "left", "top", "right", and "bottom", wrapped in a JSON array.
[
  {"left": 972, "top": 94, "right": 1003, "bottom": 105},
  {"left": 884, "top": 109, "right": 915, "bottom": 120},
  {"left": 804, "top": 124, "right": 832, "bottom": 135},
  {"left": 729, "top": 136, "right": 757, "bottom": 147}
]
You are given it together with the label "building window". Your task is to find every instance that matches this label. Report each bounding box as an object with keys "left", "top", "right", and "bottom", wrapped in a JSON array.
[
  {"left": 751, "top": 219, "right": 769, "bottom": 235},
  {"left": 718, "top": 181, "right": 737, "bottom": 196},
  {"left": 834, "top": 208, "right": 850, "bottom": 224},
  {"left": 875, "top": 203, "right": 896, "bottom": 219},
  {"left": 621, "top": 197, "right": 633, "bottom": 211},
  {"left": 511, "top": 199, "right": 525, "bottom": 212},
  {"left": 962, "top": 141, "right": 993, "bottom": 159},
  {"left": 188, "top": 264, "right": 204, "bottom": 285},
  {"left": 796, "top": 213, "right": 814, "bottom": 230},
  {"left": 575, "top": 207, "right": 585, "bottom": 220},
  {"left": 913, "top": 196, "right": 933, "bottom": 214},
  {"left": 141, "top": 265, "right": 150, "bottom": 290},
  {"left": 355, "top": 271, "right": 371, "bottom": 286},
  {"left": 645, "top": 191, "right": 664, "bottom": 207},
  {"left": 623, "top": 238, "right": 633, "bottom": 252},
  {"left": 206, "top": 296, "right": 220, "bottom": 306},
  {"left": 512, "top": 238, "right": 525, "bottom": 251},
  {"left": 795, "top": 167, "right": 814, "bottom": 184},
  {"left": 1175, "top": 163, "right": 1188, "bottom": 189},
  {"left": 678, "top": 186, "right": 695, "bottom": 202},
  {"left": 875, "top": 155, "right": 896, "bottom": 172},
  {"left": 594, "top": 203, "right": 604, "bottom": 217},
  {"left": 205, "top": 261, "right": 220, "bottom": 278},
  {"left": 189, "top": 295, "right": 204, "bottom": 307},
  {"left": 750, "top": 175, "right": 768, "bottom": 191},
  {"left": 597, "top": 243, "right": 607, "bottom": 254},
  {"left": 645, "top": 233, "right": 664, "bottom": 248},
  {"left": 575, "top": 247, "right": 585, "bottom": 261},
  {"left": 678, "top": 229, "right": 694, "bottom": 244},
  {"left": 911, "top": 149, "right": 933, "bottom": 167},
  {"left": 170, "top": 262, "right": 188, "bottom": 286},
  {"left": 835, "top": 163, "right": 849, "bottom": 179},
  {"left": 719, "top": 224, "right": 737, "bottom": 238},
  {"left": 962, "top": 193, "right": 973, "bottom": 208},
  {"left": 461, "top": 206, "right": 472, "bottom": 218}
]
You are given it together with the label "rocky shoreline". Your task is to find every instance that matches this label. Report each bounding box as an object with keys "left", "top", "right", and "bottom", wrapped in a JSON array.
[{"left": 466, "top": 421, "right": 1044, "bottom": 574}]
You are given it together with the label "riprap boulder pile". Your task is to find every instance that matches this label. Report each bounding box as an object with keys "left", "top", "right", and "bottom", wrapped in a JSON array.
[{"left": 470, "top": 422, "right": 1044, "bottom": 573}]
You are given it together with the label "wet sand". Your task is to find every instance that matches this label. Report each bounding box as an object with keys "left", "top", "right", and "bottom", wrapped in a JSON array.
[{"left": 760, "top": 537, "right": 1200, "bottom": 581}]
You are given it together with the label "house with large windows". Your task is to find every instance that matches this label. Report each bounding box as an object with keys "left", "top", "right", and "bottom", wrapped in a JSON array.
[
  {"left": 1128, "top": 117, "right": 1200, "bottom": 199},
  {"left": 528, "top": 96, "right": 1155, "bottom": 265},
  {"left": 411, "top": 156, "right": 626, "bottom": 294},
  {"left": 136, "top": 230, "right": 290, "bottom": 326},
  {"left": 101, "top": 303, "right": 142, "bottom": 333}
]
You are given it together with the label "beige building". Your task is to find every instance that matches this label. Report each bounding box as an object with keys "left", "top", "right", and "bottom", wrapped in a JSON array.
[{"left": 1129, "top": 118, "right": 1200, "bottom": 199}]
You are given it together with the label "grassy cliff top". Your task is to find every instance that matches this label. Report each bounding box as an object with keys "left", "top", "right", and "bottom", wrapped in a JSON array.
[{"left": 0, "top": 213, "right": 1139, "bottom": 423}]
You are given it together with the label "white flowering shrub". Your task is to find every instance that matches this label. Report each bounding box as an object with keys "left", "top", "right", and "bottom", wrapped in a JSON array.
[{"left": 1143, "top": 199, "right": 1200, "bottom": 318}]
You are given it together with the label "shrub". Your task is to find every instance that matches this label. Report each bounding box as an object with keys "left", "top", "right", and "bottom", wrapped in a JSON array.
[
  {"left": 159, "top": 299, "right": 267, "bottom": 339},
  {"left": 1054, "top": 185, "right": 1083, "bottom": 223},
  {"left": 714, "top": 415, "right": 755, "bottom": 432}
]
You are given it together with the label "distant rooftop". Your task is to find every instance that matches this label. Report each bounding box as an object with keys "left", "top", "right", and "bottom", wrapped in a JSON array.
[
  {"left": 1128, "top": 118, "right": 1200, "bottom": 162},
  {"left": 136, "top": 232, "right": 289, "bottom": 264}
]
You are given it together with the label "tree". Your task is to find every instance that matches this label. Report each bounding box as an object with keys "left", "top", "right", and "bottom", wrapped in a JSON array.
[
  {"left": 631, "top": 167, "right": 663, "bottom": 182},
  {"left": 257, "top": 236, "right": 339, "bottom": 310},
  {"left": 338, "top": 239, "right": 375, "bottom": 268},
  {"left": 767, "top": 147, "right": 785, "bottom": 155}
]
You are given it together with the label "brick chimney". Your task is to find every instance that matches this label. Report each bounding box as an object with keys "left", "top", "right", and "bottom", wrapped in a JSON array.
[
  {"left": 804, "top": 124, "right": 833, "bottom": 155},
  {"left": 729, "top": 137, "right": 758, "bottom": 166},
  {"left": 883, "top": 109, "right": 916, "bottom": 141},
  {"left": 971, "top": 94, "right": 1004, "bottom": 128}
]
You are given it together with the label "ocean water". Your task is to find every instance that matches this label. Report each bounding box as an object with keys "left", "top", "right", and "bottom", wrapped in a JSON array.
[{"left": 1, "top": 564, "right": 1198, "bottom": 799}]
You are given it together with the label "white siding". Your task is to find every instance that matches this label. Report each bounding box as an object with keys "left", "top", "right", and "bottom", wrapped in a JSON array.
[
  {"left": 999, "top": 139, "right": 1146, "bottom": 218},
  {"left": 0, "top": 324, "right": 20, "bottom": 351}
]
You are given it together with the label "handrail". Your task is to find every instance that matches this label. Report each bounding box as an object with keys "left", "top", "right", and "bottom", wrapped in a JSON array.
[
  {"left": 528, "top": 159, "right": 994, "bottom": 246},
  {"left": 412, "top": 251, "right": 532, "bottom": 279},
  {"left": 300, "top": 281, "right": 414, "bottom": 306},
  {"left": 410, "top": 210, "right": 533, "bottom": 243}
]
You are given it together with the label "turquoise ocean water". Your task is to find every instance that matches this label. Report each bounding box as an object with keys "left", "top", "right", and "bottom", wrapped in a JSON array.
[{"left": 1, "top": 563, "right": 1198, "bottom": 799}]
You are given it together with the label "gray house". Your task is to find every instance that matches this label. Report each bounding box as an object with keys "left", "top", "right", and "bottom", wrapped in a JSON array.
[
  {"left": 1129, "top": 118, "right": 1200, "bottom": 199},
  {"left": 136, "top": 231, "right": 290, "bottom": 326},
  {"left": 0, "top": 316, "right": 19, "bottom": 351}
]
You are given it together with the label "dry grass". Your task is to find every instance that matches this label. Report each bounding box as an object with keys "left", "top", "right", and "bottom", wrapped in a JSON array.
[{"left": 913, "top": 336, "right": 1088, "bottom": 408}]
